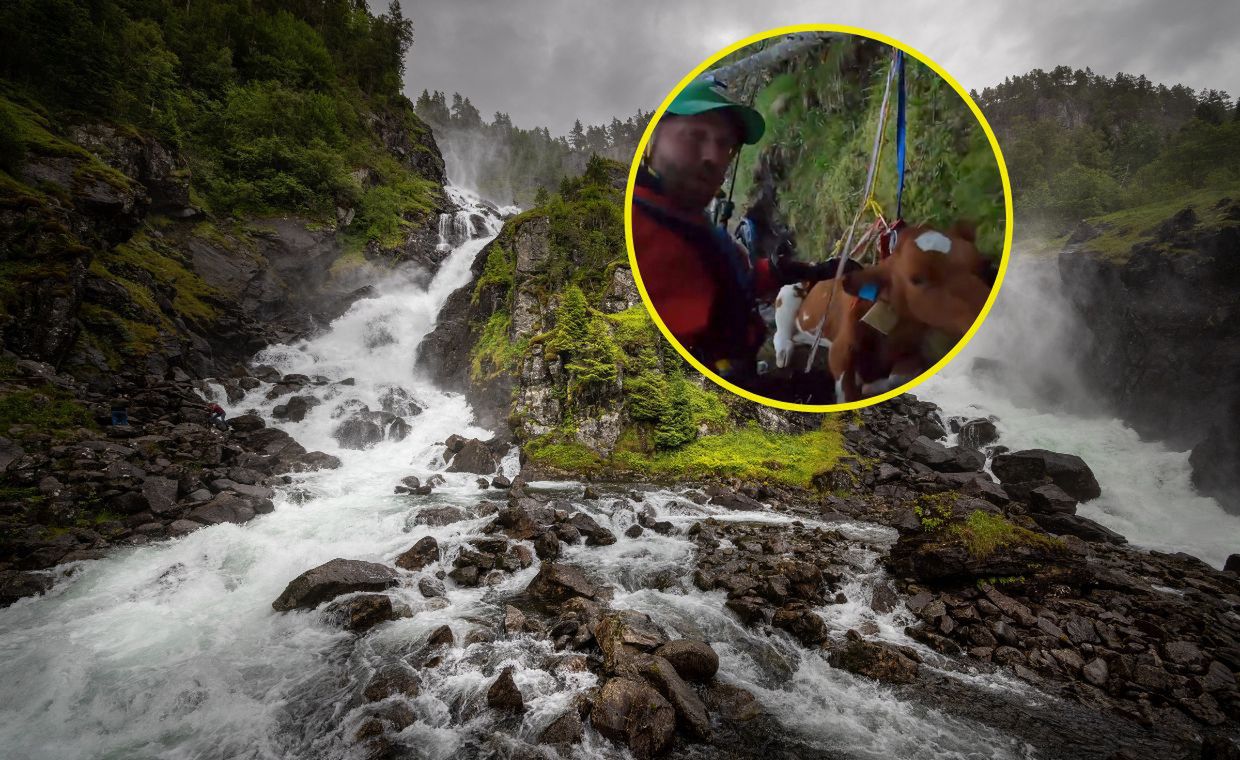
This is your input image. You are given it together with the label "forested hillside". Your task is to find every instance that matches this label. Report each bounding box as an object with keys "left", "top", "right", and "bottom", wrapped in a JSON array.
[{"left": 975, "top": 66, "right": 1240, "bottom": 232}]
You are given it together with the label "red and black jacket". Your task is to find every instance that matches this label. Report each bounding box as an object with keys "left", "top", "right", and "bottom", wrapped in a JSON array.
[{"left": 632, "top": 167, "right": 779, "bottom": 375}]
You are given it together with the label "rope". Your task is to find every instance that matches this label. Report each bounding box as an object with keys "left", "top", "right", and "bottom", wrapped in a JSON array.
[
  {"left": 894, "top": 50, "right": 908, "bottom": 220},
  {"left": 805, "top": 50, "right": 900, "bottom": 374}
]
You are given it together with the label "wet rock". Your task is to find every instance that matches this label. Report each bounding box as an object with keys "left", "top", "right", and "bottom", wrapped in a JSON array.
[
  {"left": 625, "top": 524, "right": 643, "bottom": 538},
  {"left": 504, "top": 605, "right": 526, "bottom": 635},
  {"left": 594, "top": 610, "right": 668, "bottom": 672},
  {"left": 702, "top": 682, "right": 761, "bottom": 722},
  {"left": 417, "top": 577, "right": 445, "bottom": 598},
  {"left": 446, "top": 438, "right": 497, "bottom": 474},
  {"left": 284, "top": 395, "right": 320, "bottom": 423},
  {"left": 386, "top": 418, "right": 411, "bottom": 442},
  {"left": 332, "top": 417, "right": 384, "bottom": 450},
  {"left": 0, "top": 570, "right": 54, "bottom": 607},
  {"left": 487, "top": 666, "right": 524, "bottom": 711},
  {"left": 1028, "top": 484, "right": 1077, "bottom": 515},
  {"left": 395, "top": 536, "right": 439, "bottom": 571},
  {"left": 188, "top": 492, "right": 271, "bottom": 526},
  {"left": 772, "top": 604, "right": 829, "bottom": 646},
  {"left": 523, "top": 563, "right": 606, "bottom": 603},
  {"left": 829, "top": 633, "right": 920, "bottom": 684},
  {"left": 992, "top": 449, "right": 1101, "bottom": 501},
  {"left": 1225, "top": 554, "right": 1240, "bottom": 574},
  {"left": 538, "top": 710, "right": 583, "bottom": 745},
  {"left": 708, "top": 487, "right": 764, "bottom": 511},
  {"left": 959, "top": 419, "right": 999, "bottom": 450},
  {"left": 228, "top": 414, "right": 266, "bottom": 433},
  {"left": 271, "top": 558, "right": 399, "bottom": 611},
  {"left": 491, "top": 475, "right": 511, "bottom": 489},
  {"left": 590, "top": 677, "right": 675, "bottom": 759},
  {"left": 533, "top": 532, "right": 561, "bottom": 561},
  {"left": 425, "top": 624, "right": 454, "bottom": 650},
  {"left": 653, "top": 640, "right": 719, "bottom": 682},
  {"left": 297, "top": 451, "right": 342, "bottom": 471},
  {"left": 363, "top": 663, "right": 420, "bottom": 702},
  {"left": 1030, "top": 512, "right": 1127, "bottom": 544},
  {"left": 323, "top": 594, "right": 410, "bottom": 633},
  {"left": 569, "top": 511, "right": 617, "bottom": 546},
  {"left": 414, "top": 506, "right": 466, "bottom": 527},
  {"left": 635, "top": 654, "right": 711, "bottom": 740}
]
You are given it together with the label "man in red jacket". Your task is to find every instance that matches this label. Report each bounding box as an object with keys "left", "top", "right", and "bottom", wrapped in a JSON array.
[{"left": 632, "top": 79, "right": 845, "bottom": 387}]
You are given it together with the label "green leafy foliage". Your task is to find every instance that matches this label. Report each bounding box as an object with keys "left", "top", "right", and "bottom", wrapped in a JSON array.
[
  {"left": 732, "top": 40, "right": 1005, "bottom": 260},
  {"left": 0, "top": 0, "right": 434, "bottom": 240}
]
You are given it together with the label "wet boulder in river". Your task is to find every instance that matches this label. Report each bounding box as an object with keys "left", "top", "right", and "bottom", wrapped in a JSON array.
[
  {"left": 446, "top": 438, "right": 497, "bottom": 474},
  {"left": 332, "top": 416, "right": 383, "bottom": 450},
  {"left": 271, "top": 558, "right": 399, "bottom": 611},
  {"left": 992, "top": 449, "right": 1101, "bottom": 501}
]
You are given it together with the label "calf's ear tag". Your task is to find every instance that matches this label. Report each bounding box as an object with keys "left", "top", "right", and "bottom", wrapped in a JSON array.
[
  {"left": 861, "top": 301, "right": 899, "bottom": 334},
  {"left": 858, "top": 282, "right": 880, "bottom": 301}
]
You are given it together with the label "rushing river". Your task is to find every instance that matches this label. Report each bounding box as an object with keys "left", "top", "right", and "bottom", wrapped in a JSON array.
[
  {"left": 0, "top": 186, "right": 1056, "bottom": 760},
  {"left": 920, "top": 252, "right": 1240, "bottom": 569}
]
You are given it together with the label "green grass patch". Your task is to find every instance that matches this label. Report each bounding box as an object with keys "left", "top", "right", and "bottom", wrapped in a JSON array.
[
  {"left": 613, "top": 421, "right": 845, "bottom": 488},
  {"left": 950, "top": 510, "right": 1063, "bottom": 560},
  {"left": 0, "top": 389, "right": 95, "bottom": 431},
  {"left": 1074, "top": 186, "right": 1240, "bottom": 261}
]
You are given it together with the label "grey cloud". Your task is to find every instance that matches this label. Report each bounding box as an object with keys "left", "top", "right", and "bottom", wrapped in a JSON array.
[{"left": 392, "top": 0, "right": 1239, "bottom": 135}]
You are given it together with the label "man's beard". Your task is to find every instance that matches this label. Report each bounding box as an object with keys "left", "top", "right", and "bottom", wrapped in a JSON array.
[{"left": 658, "top": 161, "right": 724, "bottom": 211}]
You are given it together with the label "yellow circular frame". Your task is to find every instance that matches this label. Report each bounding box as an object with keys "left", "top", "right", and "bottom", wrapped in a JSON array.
[{"left": 624, "top": 23, "right": 1014, "bottom": 413}]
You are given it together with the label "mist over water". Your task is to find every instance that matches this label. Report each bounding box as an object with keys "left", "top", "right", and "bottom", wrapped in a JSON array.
[{"left": 921, "top": 251, "right": 1240, "bottom": 569}]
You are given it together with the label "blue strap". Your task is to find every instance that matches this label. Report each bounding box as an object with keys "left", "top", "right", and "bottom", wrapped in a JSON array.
[
  {"left": 858, "top": 282, "right": 879, "bottom": 302},
  {"left": 895, "top": 50, "right": 907, "bottom": 221}
]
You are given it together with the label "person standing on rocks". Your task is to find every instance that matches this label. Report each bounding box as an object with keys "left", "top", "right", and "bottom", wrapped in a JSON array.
[
  {"left": 207, "top": 402, "right": 227, "bottom": 431},
  {"left": 110, "top": 396, "right": 129, "bottom": 426},
  {"left": 632, "top": 79, "right": 845, "bottom": 388}
]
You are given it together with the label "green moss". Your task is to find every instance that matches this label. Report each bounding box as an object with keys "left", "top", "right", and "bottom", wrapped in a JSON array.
[
  {"left": 470, "top": 311, "right": 528, "bottom": 382},
  {"left": 0, "top": 389, "right": 94, "bottom": 431},
  {"left": 1073, "top": 187, "right": 1240, "bottom": 261},
  {"left": 616, "top": 421, "right": 845, "bottom": 488},
  {"left": 472, "top": 244, "right": 515, "bottom": 304},
  {"left": 950, "top": 510, "right": 1063, "bottom": 560},
  {"left": 523, "top": 438, "right": 604, "bottom": 476}
]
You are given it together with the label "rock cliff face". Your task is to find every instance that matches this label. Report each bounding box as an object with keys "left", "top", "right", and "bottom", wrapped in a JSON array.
[
  {"left": 1, "top": 100, "right": 450, "bottom": 384},
  {"left": 1058, "top": 201, "right": 1240, "bottom": 512},
  {"left": 417, "top": 159, "right": 826, "bottom": 482}
]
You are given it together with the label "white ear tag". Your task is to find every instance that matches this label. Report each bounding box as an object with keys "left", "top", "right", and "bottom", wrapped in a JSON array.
[
  {"left": 861, "top": 301, "right": 899, "bottom": 334},
  {"left": 914, "top": 230, "right": 952, "bottom": 254}
]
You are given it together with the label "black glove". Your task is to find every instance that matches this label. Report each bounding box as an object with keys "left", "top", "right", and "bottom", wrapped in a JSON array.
[{"left": 773, "top": 257, "right": 844, "bottom": 284}]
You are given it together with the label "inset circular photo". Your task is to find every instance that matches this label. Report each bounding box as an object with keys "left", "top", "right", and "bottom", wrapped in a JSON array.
[{"left": 626, "top": 26, "right": 1011, "bottom": 411}]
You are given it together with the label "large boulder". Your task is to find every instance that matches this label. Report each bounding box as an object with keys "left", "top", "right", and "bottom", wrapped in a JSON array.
[
  {"left": 653, "top": 640, "right": 719, "bottom": 683},
  {"left": 322, "top": 593, "right": 410, "bottom": 632},
  {"left": 523, "top": 563, "right": 607, "bottom": 603},
  {"left": 828, "top": 634, "right": 920, "bottom": 684},
  {"left": 446, "top": 439, "right": 497, "bottom": 474},
  {"left": 1029, "top": 512, "right": 1127, "bottom": 544},
  {"left": 991, "top": 449, "right": 1101, "bottom": 501},
  {"left": 395, "top": 536, "right": 439, "bottom": 571},
  {"left": 332, "top": 417, "right": 384, "bottom": 450},
  {"left": 590, "top": 677, "right": 675, "bottom": 759},
  {"left": 271, "top": 558, "right": 399, "bottom": 611}
]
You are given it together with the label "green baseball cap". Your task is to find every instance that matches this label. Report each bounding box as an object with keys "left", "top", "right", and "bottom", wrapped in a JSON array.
[{"left": 667, "top": 79, "right": 765, "bottom": 145}]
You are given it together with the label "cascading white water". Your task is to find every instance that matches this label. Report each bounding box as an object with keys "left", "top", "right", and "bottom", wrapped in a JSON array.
[
  {"left": 0, "top": 185, "right": 1042, "bottom": 760},
  {"left": 921, "top": 251, "right": 1240, "bottom": 569}
]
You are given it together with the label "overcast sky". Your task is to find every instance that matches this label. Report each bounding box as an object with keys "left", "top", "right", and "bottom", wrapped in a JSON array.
[{"left": 393, "top": 0, "right": 1239, "bottom": 136}]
